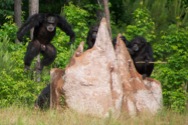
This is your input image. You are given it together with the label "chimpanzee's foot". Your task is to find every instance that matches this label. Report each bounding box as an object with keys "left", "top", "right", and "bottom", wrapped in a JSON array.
[{"left": 142, "top": 74, "right": 147, "bottom": 79}]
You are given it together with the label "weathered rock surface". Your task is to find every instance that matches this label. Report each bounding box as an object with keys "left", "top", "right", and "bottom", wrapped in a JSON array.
[
  {"left": 115, "top": 35, "right": 162, "bottom": 116},
  {"left": 52, "top": 18, "right": 162, "bottom": 118}
]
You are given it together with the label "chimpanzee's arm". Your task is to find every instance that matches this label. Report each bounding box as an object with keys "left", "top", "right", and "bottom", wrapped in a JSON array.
[
  {"left": 56, "top": 15, "right": 75, "bottom": 44},
  {"left": 147, "top": 43, "right": 154, "bottom": 58},
  {"left": 17, "top": 13, "right": 44, "bottom": 41}
]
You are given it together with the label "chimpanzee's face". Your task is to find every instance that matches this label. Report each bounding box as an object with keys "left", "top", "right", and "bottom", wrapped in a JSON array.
[
  {"left": 45, "top": 16, "right": 57, "bottom": 32},
  {"left": 92, "top": 31, "right": 97, "bottom": 40},
  {"left": 131, "top": 39, "right": 146, "bottom": 52},
  {"left": 91, "top": 27, "right": 98, "bottom": 40}
]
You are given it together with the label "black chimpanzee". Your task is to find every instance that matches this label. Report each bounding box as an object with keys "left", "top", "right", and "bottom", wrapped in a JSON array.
[
  {"left": 17, "top": 13, "right": 75, "bottom": 72},
  {"left": 86, "top": 24, "right": 99, "bottom": 49},
  {"left": 112, "top": 36, "right": 131, "bottom": 49},
  {"left": 129, "top": 36, "right": 154, "bottom": 78},
  {"left": 86, "top": 24, "right": 128, "bottom": 49},
  {"left": 34, "top": 84, "right": 50, "bottom": 109}
]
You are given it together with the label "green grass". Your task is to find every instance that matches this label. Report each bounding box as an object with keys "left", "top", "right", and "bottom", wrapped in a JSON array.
[{"left": 0, "top": 106, "right": 187, "bottom": 125}]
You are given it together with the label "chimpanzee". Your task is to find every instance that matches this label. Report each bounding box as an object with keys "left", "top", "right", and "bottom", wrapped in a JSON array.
[
  {"left": 35, "top": 68, "right": 65, "bottom": 109},
  {"left": 86, "top": 24, "right": 128, "bottom": 49},
  {"left": 86, "top": 25, "right": 154, "bottom": 77},
  {"left": 17, "top": 13, "right": 75, "bottom": 72},
  {"left": 34, "top": 84, "right": 50, "bottom": 109},
  {"left": 86, "top": 24, "right": 99, "bottom": 49},
  {"left": 129, "top": 36, "right": 154, "bottom": 78},
  {"left": 112, "top": 36, "right": 131, "bottom": 49}
]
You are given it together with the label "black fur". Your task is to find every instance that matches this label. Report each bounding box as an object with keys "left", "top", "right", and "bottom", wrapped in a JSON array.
[
  {"left": 17, "top": 13, "right": 75, "bottom": 72},
  {"left": 86, "top": 24, "right": 99, "bottom": 49},
  {"left": 129, "top": 36, "right": 154, "bottom": 77},
  {"left": 112, "top": 36, "right": 130, "bottom": 48},
  {"left": 86, "top": 25, "right": 154, "bottom": 77},
  {"left": 35, "top": 84, "right": 50, "bottom": 109},
  {"left": 86, "top": 25, "right": 129, "bottom": 49}
]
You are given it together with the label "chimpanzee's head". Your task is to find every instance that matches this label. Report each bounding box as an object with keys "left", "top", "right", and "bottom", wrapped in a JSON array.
[
  {"left": 130, "top": 36, "right": 147, "bottom": 52},
  {"left": 45, "top": 15, "right": 57, "bottom": 32},
  {"left": 91, "top": 26, "right": 99, "bottom": 41}
]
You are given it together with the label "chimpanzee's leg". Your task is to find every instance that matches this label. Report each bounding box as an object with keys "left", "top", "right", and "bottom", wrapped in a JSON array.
[
  {"left": 34, "top": 84, "right": 50, "bottom": 109},
  {"left": 36, "top": 44, "right": 57, "bottom": 71},
  {"left": 24, "top": 40, "right": 40, "bottom": 70}
]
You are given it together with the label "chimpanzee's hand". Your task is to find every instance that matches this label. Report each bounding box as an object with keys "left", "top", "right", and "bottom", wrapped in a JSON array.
[
  {"left": 145, "top": 59, "right": 149, "bottom": 64},
  {"left": 17, "top": 33, "right": 23, "bottom": 42},
  {"left": 67, "top": 41, "right": 73, "bottom": 45},
  {"left": 67, "top": 37, "right": 75, "bottom": 45}
]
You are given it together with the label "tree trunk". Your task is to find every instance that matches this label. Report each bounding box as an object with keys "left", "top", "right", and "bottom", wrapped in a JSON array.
[
  {"left": 29, "top": 0, "right": 39, "bottom": 39},
  {"left": 103, "top": 0, "right": 111, "bottom": 38},
  {"left": 14, "top": 0, "right": 22, "bottom": 27},
  {"left": 14, "top": 0, "right": 22, "bottom": 43},
  {"left": 97, "top": 0, "right": 111, "bottom": 38},
  {"left": 186, "top": 82, "right": 188, "bottom": 110},
  {"left": 29, "top": 0, "right": 40, "bottom": 82}
]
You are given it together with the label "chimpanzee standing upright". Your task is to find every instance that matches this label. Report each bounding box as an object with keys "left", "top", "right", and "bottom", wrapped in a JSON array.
[{"left": 17, "top": 13, "right": 75, "bottom": 72}]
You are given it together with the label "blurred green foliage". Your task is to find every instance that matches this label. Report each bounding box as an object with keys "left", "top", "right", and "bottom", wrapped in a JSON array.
[
  {"left": 124, "top": 7, "right": 156, "bottom": 42},
  {"left": 153, "top": 24, "right": 188, "bottom": 112}
]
